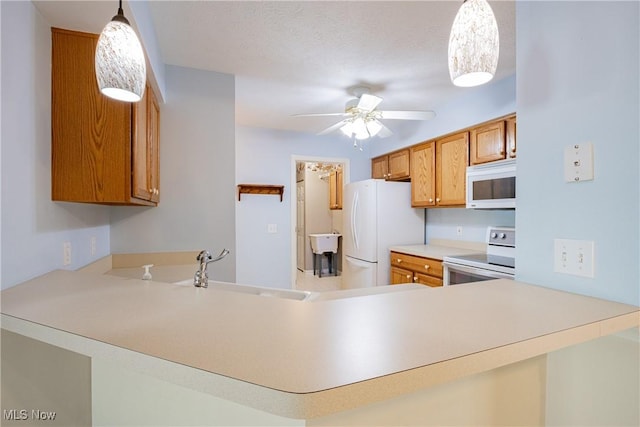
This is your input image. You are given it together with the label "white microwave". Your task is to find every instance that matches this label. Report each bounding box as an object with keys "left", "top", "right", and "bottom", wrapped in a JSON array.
[{"left": 466, "top": 159, "right": 516, "bottom": 209}]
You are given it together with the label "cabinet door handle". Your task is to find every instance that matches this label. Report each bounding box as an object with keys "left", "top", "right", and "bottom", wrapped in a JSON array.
[
  {"left": 413, "top": 276, "right": 418, "bottom": 282},
  {"left": 436, "top": 198, "right": 440, "bottom": 203},
  {"left": 406, "top": 274, "right": 411, "bottom": 279},
  {"left": 424, "top": 265, "right": 430, "bottom": 270},
  {"left": 428, "top": 198, "right": 433, "bottom": 203},
  {"left": 397, "top": 259, "right": 402, "bottom": 263}
]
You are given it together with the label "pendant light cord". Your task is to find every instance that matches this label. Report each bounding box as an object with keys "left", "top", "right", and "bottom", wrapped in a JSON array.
[{"left": 112, "top": 0, "right": 130, "bottom": 25}]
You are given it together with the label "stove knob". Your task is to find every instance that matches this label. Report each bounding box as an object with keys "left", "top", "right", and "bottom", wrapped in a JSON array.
[
  {"left": 499, "top": 233, "right": 506, "bottom": 239},
  {"left": 490, "top": 232, "right": 498, "bottom": 239}
]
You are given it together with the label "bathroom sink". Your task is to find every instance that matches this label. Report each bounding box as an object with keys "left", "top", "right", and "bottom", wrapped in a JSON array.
[
  {"left": 172, "top": 279, "right": 313, "bottom": 301},
  {"left": 308, "top": 233, "right": 341, "bottom": 254}
]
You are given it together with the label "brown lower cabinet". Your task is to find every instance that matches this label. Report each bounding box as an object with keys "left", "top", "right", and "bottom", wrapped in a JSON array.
[{"left": 390, "top": 251, "right": 443, "bottom": 287}]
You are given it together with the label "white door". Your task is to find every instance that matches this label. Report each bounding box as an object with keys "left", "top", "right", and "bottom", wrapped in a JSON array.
[
  {"left": 343, "top": 180, "right": 377, "bottom": 262},
  {"left": 342, "top": 256, "right": 377, "bottom": 289},
  {"left": 296, "top": 181, "right": 305, "bottom": 271}
]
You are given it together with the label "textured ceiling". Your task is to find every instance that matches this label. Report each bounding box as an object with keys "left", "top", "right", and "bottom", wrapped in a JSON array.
[{"left": 33, "top": 1, "right": 516, "bottom": 135}]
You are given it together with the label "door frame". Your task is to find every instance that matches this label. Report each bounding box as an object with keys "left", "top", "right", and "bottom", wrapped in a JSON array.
[{"left": 290, "top": 155, "right": 350, "bottom": 288}]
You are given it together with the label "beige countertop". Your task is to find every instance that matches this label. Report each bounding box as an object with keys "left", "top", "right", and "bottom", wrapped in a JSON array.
[
  {"left": 389, "top": 243, "right": 482, "bottom": 260},
  {"left": 107, "top": 264, "right": 198, "bottom": 283},
  {"left": 1, "top": 269, "right": 638, "bottom": 419}
]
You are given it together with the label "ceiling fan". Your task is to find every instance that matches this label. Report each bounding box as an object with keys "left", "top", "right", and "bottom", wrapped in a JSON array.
[{"left": 294, "top": 86, "right": 436, "bottom": 140}]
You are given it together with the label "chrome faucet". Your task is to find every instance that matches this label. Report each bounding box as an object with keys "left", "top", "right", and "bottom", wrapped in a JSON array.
[{"left": 194, "top": 248, "right": 230, "bottom": 288}]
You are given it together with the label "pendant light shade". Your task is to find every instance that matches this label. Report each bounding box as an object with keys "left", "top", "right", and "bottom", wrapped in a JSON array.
[
  {"left": 95, "top": 1, "right": 146, "bottom": 102},
  {"left": 448, "top": 0, "right": 499, "bottom": 87}
]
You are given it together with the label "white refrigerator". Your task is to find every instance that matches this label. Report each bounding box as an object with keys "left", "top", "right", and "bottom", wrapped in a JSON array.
[{"left": 342, "top": 179, "right": 424, "bottom": 289}]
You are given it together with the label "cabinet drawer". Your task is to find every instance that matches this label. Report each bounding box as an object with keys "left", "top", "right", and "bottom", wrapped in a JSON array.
[{"left": 390, "top": 252, "right": 442, "bottom": 278}]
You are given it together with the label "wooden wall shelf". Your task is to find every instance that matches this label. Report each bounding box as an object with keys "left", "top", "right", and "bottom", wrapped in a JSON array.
[{"left": 237, "top": 184, "right": 285, "bottom": 202}]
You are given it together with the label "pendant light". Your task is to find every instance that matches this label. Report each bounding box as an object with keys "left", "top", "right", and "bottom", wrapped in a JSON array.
[
  {"left": 448, "top": 0, "right": 499, "bottom": 87},
  {"left": 95, "top": 0, "right": 146, "bottom": 102}
]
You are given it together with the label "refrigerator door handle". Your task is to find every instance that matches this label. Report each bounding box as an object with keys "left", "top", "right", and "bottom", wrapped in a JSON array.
[
  {"left": 352, "top": 191, "right": 359, "bottom": 250},
  {"left": 346, "top": 256, "right": 372, "bottom": 269}
]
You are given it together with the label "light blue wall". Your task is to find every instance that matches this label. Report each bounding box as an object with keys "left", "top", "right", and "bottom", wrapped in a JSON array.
[
  {"left": 110, "top": 65, "right": 237, "bottom": 283},
  {"left": 0, "top": 0, "right": 111, "bottom": 289},
  {"left": 426, "top": 208, "right": 515, "bottom": 244},
  {"left": 516, "top": 1, "right": 639, "bottom": 306},
  {"left": 128, "top": 0, "right": 166, "bottom": 101},
  {"left": 235, "top": 126, "right": 370, "bottom": 288}
]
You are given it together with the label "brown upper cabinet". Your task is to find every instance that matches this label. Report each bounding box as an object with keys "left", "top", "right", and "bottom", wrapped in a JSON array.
[
  {"left": 410, "top": 141, "right": 436, "bottom": 206},
  {"left": 374, "top": 115, "right": 514, "bottom": 207},
  {"left": 51, "top": 28, "right": 160, "bottom": 206},
  {"left": 470, "top": 121, "right": 505, "bottom": 165},
  {"left": 470, "top": 115, "right": 517, "bottom": 165},
  {"left": 411, "top": 132, "right": 469, "bottom": 207},
  {"left": 371, "top": 149, "right": 410, "bottom": 181},
  {"left": 506, "top": 116, "right": 517, "bottom": 159},
  {"left": 329, "top": 168, "right": 343, "bottom": 210},
  {"left": 132, "top": 84, "right": 160, "bottom": 204},
  {"left": 436, "top": 132, "right": 469, "bottom": 206},
  {"left": 371, "top": 155, "right": 388, "bottom": 179}
]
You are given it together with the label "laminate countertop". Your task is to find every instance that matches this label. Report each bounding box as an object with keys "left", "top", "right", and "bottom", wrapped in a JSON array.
[
  {"left": 389, "top": 244, "right": 482, "bottom": 260},
  {"left": 1, "top": 269, "right": 638, "bottom": 419}
]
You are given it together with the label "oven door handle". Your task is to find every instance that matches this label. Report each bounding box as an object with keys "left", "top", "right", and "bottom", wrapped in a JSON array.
[{"left": 443, "top": 262, "right": 514, "bottom": 286}]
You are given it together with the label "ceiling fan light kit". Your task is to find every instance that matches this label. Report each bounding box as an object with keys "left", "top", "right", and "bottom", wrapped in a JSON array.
[
  {"left": 95, "top": 0, "right": 146, "bottom": 102},
  {"left": 448, "top": 0, "right": 499, "bottom": 88},
  {"left": 294, "top": 86, "right": 435, "bottom": 142}
]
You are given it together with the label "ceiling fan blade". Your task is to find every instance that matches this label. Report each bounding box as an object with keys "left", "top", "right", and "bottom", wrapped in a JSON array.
[
  {"left": 292, "top": 112, "right": 349, "bottom": 117},
  {"left": 378, "top": 110, "right": 436, "bottom": 120},
  {"left": 357, "top": 94, "right": 383, "bottom": 112},
  {"left": 317, "top": 119, "right": 349, "bottom": 136},
  {"left": 377, "top": 122, "right": 393, "bottom": 138}
]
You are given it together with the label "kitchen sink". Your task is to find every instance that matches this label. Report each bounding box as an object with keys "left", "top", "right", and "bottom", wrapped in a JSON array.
[
  {"left": 308, "top": 233, "right": 341, "bottom": 254},
  {"left": 172, "top": 279, "right": 313, "bottom": 301}
]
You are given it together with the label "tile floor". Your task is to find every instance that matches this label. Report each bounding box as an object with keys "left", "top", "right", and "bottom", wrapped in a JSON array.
[{"left": 295, "top": 270, "right": 341, "bottom": 292}]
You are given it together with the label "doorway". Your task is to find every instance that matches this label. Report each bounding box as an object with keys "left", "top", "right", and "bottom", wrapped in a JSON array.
[{"left": 290, "top": 156, "right": 349, "bottom": 290}]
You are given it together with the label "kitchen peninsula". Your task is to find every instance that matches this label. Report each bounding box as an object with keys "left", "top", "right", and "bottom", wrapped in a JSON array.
[{"left": 1, "top": 269, "right": 638, "bottom": 426}]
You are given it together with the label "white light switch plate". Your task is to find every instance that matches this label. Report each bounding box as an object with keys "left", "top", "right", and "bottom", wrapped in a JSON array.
[
  {"left": 63, "top": 241, "right": 72, "bottom": 266},
  {"left": 554, "top": 239, "right": 594, "bottom": 278},
  {"left": 564, "top": 142, "right": 594, "bottom": 182}
]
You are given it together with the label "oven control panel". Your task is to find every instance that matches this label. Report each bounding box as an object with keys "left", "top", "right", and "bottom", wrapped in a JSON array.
[{"left": 487, "top": 227, "right": 515, "bottom": 247}]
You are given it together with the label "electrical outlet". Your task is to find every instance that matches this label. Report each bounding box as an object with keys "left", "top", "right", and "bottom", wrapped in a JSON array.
[
  {"left": 267, "top": 224, "right": 277, "bottom": 233},
  {"left": 90, "top": 236, "right": 97, "bottom": 256},
  {"left": 456, "top": 226, "right": 463, "bottom": 236},
  {"left": 63, "top": 242, "right": 72, "bottom": 266},
  {"left": 554, "top": 239, "right": 594, "bottom": 278}
]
